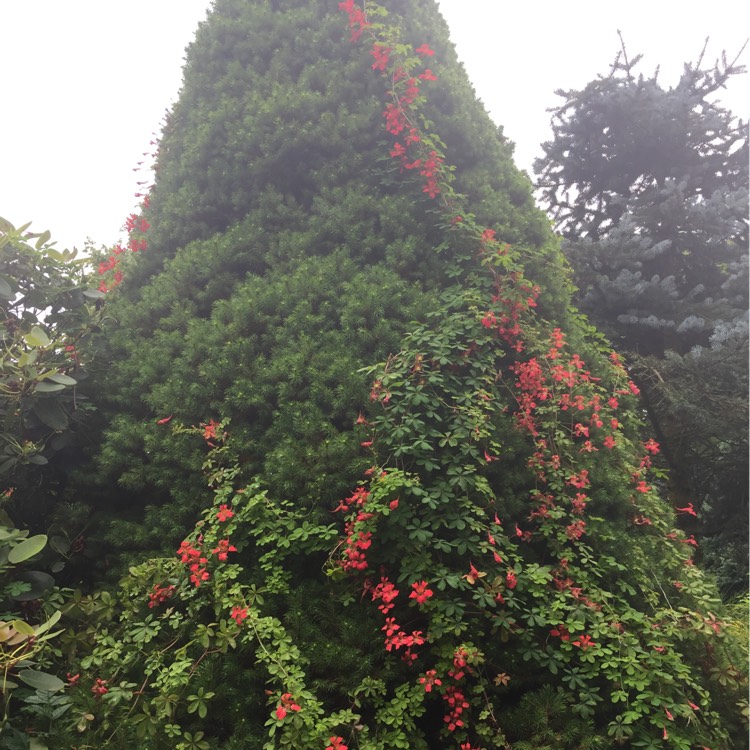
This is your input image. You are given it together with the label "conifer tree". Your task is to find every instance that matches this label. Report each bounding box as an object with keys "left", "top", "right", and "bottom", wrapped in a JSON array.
[
  {"left": 535, "top": 41, "right": 749, "bottom": 594},
  {"left": 58, "top": 4, "right": 747, "bottom": 749},
  {"left": 76, "top": 0, "right": 560, "bottom": 554}
]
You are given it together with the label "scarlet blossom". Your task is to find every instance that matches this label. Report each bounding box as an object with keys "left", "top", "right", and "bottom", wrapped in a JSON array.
[
  {"left": 230, "top": 605, "right": 248, "bottom": 625},
  {"left": 415, "top": 43, "right": 435, "bottom": 56},
  {"left": 635, "top": 480, "right": 650, "bottom": 493},
  {"left": 603, "top": 435, "right": 616, "bottom": 449},
  {"left": 148, "top": 583, "right": 176, "bottom": 608},
  {"left": 643, "top": 438, "right": 660, "bottom": 454},
  {"left": 464, "top": 563, "right": 485, "bottom": 584},
  {"left": 216, "top": 504, "right": 234, "bottom": 522},
  {"left": 388, "top": 498, "right": 399, "bottom": 510},
  {"left": 419, "top": 68, "right": 437, "bottom": 81},
  {"left": 91, "top": 678, "right": 108, "bottom": 696},
  {"left": 481, "top": 311, "right": 497, "bottom": 328},
  {"left": 566, "top": 520, "right": 586, "bottom": 540},
  {"left": 484, "top": 449, "right": 498, "bottom": 462},
  {"left": 211, "top": 538, "right": 237, "bottom": 561},
  {"left": 572, "top": 634, "right": 595, "bottom": 650},
  {"left": 202, "top": 419, "right": 220, "bottom": 441},
  {"left": 370, "top": 43, "right": 392, "bottom": 71},
  {"left": 326, "top": 737, "right": 348, "bottom": 750},
  {"left": 675, "top": 503, "right": 697, "bottom": 516},
  {"left": 681, "top": 535, "right": 699, "bottom": 547},
  {"left": 67, "top": 673, "right": 80, "bottom": 686},
  {"left": 156, "top": 415, "right": 173, "bottom": 425},
  {"left": 355, "top": 413, "right": 368, "bottom": 425},
  {"left": 506, "top": 569, "right": 517, "bottom": 589},
  {"left": 360, "top": 440, "right": 373, "bottom": 448},
  {"left": 549, "top": 624, "right": 570, "bottom": 641},
  {"left": 419, "top": 669, "right": 442, "bottom": 692},
  {"left": 409, "top": 580, "right": 434, "bottom": 605}
]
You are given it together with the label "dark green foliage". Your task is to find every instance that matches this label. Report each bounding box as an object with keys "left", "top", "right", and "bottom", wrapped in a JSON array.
[
  {"left": 54, "top": 2, "right": 747, "bottom": 748},
  {"left": 534, "top": 42, "right": 749, "bottom": 595},
  {"left": 75, "top": 0, "right": 563, "bottom": 560}
]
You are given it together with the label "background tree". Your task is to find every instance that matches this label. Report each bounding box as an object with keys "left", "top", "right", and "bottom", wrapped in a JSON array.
[{"left": 535, "top": 40, "right": 749, "bottom": 595}]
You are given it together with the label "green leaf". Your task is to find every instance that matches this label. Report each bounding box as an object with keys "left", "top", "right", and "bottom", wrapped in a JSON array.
[
  {"left": 83, "top": 288, "right": 105, "bottom": 299},
  {"left": 34, "top": 230, "right": 52, "bottom": 250},
  {"left": 8, "top": 534, "right": 47, "bottom": 564},
  {"left": 34, "top": 382, "right": 66, "bottom": 393},
  {"left": 18, "top": 669, "right": 65, "bottom": 693},
  {"left": 46, "top": 373, "right": 77, "bottom": 386},
  {"left": 0, "top": 276, "right": 13, "bottom": 299},
  {"left": 33, "top": 400, "right": 69, "bottom": 430},
  {"left": 9, "top": 619, "right": 35, "bottom": 636},
  {"left": 24, "top": 326, "right": 51, "bottom": 348}
]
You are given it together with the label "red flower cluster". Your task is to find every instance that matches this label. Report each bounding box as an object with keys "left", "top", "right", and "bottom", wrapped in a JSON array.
[
  {"left": 275, "top": 692, "right": 301, "bottom": 721},
  {"left": 230, "top": 605, "right": 248, "bottom": 625},
  {"left": 177, "top": 539, "right": 210, "bottom": 587},
  {"left": 443, "top": 685, "right": 469, "bottom": 732},
  {"left": 326, "top": 737, "right": 348, "bottom": 750},
  {"left": 147, "top": 583, "right": 176, "bottom": 608},
  {"left": 91, "top": 678, "right": 108, "bottom": 696},
  {"left": 338, "top": 0, "right": 369, "bottom": 41}
]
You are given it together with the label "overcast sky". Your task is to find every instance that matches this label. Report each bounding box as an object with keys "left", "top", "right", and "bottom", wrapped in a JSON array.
[{"left": 2, "top": 1, "right": 748, "bottom": 251}]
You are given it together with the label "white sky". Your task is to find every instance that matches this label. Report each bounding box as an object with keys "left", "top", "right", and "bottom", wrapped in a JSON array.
[{"left": 1, "top": 1, "right": 748, "bottom": 251}]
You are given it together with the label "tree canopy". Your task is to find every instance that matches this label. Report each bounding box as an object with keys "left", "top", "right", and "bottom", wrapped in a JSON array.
[{"left": 535, "top": 40, "right": 749, "bottom": 595}]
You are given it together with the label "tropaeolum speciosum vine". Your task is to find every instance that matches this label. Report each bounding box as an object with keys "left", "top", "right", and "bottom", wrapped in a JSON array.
[
  {"left": 59, "top": 3, "right": 746, "bottom": 749},
  {"left": 331, "top": 2, "right": 746, "bottom": 749}
]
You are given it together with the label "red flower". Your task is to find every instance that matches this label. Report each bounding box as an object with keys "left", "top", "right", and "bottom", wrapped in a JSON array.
[
  {"left": 156, "top": 415, "right": 173, "bottom": 425},
  {"left": 675, "top": 503, "right": 697, "bottom": 516},
  {"left": 202, "top": 419, "right": 220, "bottom": 441},
  {"left": 419, "top": 669, "right": 442, "bottom": 692},
  {"left": 549, "top": 624, "right": 570, "bottom": 641},
  {"left": 326, "top": 737, "right": 348, "bottom": 750},
  {"left": 216, "top": 504, "right": 234, "bottom": 522},
  {"left": 644, "top": 438, "right": 660, "bottom": 454},
  {"left": 148, "top": 583, "right": 176, "bottom": 608},
  {"left": 419, "top": 68, "right": 437, "bottom": 81},
  {"left": 370, "top": 43, "right": 392, "bottom": 71},
  {"left": 415, "top": 43, "right": 435, "bottom": 57},
  {"left": 91, "top": 678, "right": 108, "bottom": 696},
  {"left": 230, "top": 605, "right": 248, "bottom": 625},
  {"left": 602, "top": 434, "right": 616, "bottom": 449},
  {"left": 409, "top": 580, "right": 434, "bottom": 605},
  {"left": 211, "top": 538, "right": 237, "bottom": 561},
  {"left": 572, "top": 634, "right": 595, "bottom": 650}
]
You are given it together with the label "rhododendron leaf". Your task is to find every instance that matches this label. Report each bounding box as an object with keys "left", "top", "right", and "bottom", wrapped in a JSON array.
[
  {"left": 18, "top": 669, "right": 65, "bottom": 693},
  {"left": 46, "top": 373, "right": 77, "bottom": 386},
  {"left": 7, "top": 534, "right": 47, "bottom": 564},
  {"left": 24, "top": 326, "right": 50, "bottom": 348},
  {"left": 33, "top": 400, "right": 69, "bottom": 430}
]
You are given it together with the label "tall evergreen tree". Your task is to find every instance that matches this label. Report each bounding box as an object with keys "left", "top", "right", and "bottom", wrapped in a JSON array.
[
  {"left": 75, "top": 0, "right": 560, "bottom": 554},
  {"left": 535, "top": 41, "right": 749, "bottom": 595},
  {"left": 56, "top": 4, "right": 747, "bottom": 749}
]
